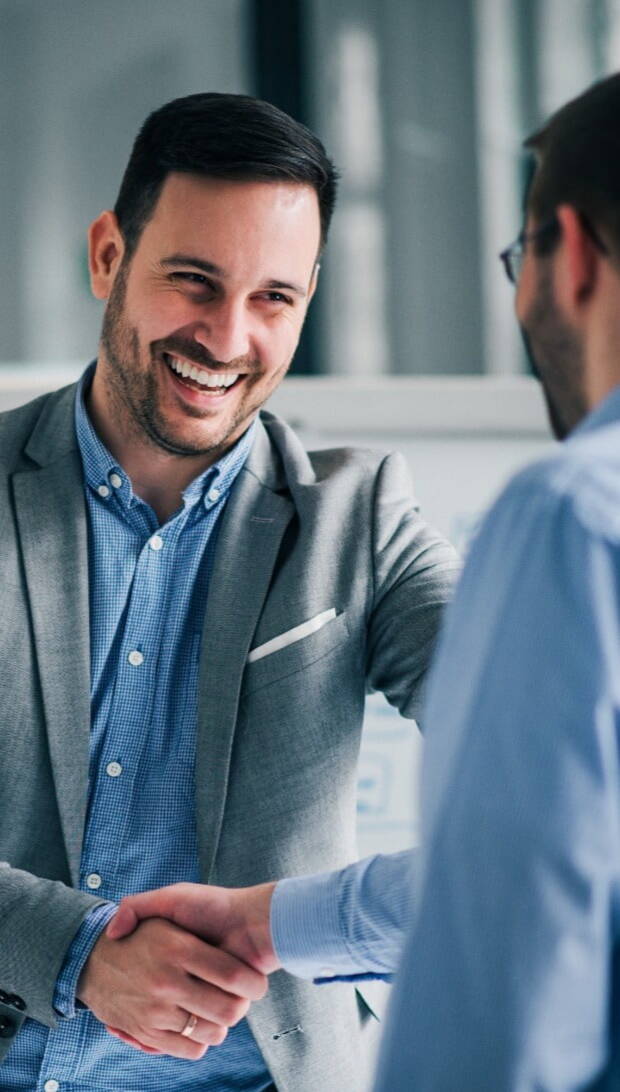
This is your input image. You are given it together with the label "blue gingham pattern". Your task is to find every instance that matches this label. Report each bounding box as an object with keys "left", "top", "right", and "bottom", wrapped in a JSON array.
[{"left": 3, "top": 367, "right": 274, "bottom": 1091}]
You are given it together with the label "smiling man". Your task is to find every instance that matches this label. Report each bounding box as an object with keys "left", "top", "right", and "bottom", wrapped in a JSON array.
[
  {"left": 88, "top": 173, "right": 321, "bottom": 521},
  {"left": 0, "top": 93, "right": 458, "bottom": 1092}
]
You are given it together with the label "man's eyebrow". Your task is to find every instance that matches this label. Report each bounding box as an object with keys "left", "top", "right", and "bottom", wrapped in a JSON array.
[
  {"left": 263, "top": 279, "right": 306, "bottom": 298},
  {"left": 161, "top": 257, "right": 307, "bottom": 298},
  {"left": 161, "top": 255, "right": 226, "bottom": 277}
]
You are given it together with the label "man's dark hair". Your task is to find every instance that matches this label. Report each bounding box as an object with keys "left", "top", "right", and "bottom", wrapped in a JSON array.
[
  {"left": 524, "top": 72, "right": 620, "bottom": 257},
  {"left": 114, "top": 92, "right": 338, "bottom": 259}
]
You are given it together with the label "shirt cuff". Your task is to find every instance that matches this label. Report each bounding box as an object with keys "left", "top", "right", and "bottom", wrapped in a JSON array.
[
  {"left": 271, "top": 870, "right": 350, "bottom": 980},
  {"left": 53, "top": 902, "right": 118, "bottom": 1018},
  {"left": 271, "top": 853, "right": 414, "bottom": 982}
]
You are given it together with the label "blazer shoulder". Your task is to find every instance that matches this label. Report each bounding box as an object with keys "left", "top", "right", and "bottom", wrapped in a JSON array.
[
  {"left": 306, "top": 445, "right": 392, "bottom": 483},
  {"left": 0, "top": 384, "right": 77, "bottom": 472},
  {"left": 259, "top": 408, "right": 392, "bottom": 489}
]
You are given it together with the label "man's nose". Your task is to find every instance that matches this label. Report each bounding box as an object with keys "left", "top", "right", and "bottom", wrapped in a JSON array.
[{"left": 193, "top": 300, "right": 251, "bottom": 364}]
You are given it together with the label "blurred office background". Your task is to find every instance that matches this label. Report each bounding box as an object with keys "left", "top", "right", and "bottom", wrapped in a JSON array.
[{"left": 1, "top": 0, "right": 618, "bottom": 853}]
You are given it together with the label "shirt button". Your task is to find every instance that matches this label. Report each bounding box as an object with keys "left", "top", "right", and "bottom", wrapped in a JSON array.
[
  {"left": 149, "top": 534, "right": 164, "bottom": 551},
  {"left": 109, "top": 472, "right": 123, "bottom": 489},
  {"left": 44, "top": 1081, "right": 60, "bottom": 1092},
  {"left": 97, "top": 484, "right": 110, "bottom": 498},
  {"left": 106, "top": 761, "right": 122, "bottom": 778},
  {"left": 86, "top": 873, "right": 102, "bottom": 890},
  {"left": 208, "top": 487, "right": 221, "bottom": 503},
  {"left": 128, "top": 650, "right": 144, "bottom": 667}
]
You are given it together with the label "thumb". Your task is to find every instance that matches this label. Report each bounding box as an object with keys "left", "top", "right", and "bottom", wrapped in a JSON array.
[
  {"left": 106, "top": 887, "right": 180, "bottom": 939},
  {"left": 106, "top": 900, "right": 141, "bottom": 940}
]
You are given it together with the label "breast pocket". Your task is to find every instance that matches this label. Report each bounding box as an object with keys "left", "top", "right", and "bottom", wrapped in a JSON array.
[{"left": 242, "top": 610, "right": 350, "bottom": 695}]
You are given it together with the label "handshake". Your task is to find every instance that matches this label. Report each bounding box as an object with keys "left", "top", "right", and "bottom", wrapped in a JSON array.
[{"left": 77, "top": 881, "right": 279, "bottom": 1061}]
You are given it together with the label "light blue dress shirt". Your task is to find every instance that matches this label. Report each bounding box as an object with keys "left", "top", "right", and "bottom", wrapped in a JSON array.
[
  {"left": 274, "top": 386, "right": 620, "bottom": 1091},
  {"left": 3, "top": 369, "right": 273, "bottom": 1091}
]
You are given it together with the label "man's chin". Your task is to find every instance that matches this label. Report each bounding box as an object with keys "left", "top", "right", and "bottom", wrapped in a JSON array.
[
  {"left": 146, "top": 426, "right": 228, "bottom": 458},
  {"left": 539, "top": 386, "right": 568, "bottom": 441},
  {"left": 142, "top": 408, "right": 247, "bottom": 459},
  {"left": 519, "top": 325, "right": 568, "bottom": 440}
]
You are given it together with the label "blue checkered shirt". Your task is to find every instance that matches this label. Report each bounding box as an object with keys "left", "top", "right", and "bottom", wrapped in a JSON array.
[{"left": 2, "top": 367, "right": 274, "bottom": 1090}]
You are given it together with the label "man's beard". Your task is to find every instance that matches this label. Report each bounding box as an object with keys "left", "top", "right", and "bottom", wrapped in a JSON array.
[
  {"left": 99, "top": 263, "right": 260, "bottom": 458},
  {"left": 519, "top": 266, "right": 588, "bottom": 441}
]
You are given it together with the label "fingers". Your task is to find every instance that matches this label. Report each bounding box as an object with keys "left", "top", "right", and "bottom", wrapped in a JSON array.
[
  {"left": 178, "top": 978, "right": 251, "bottom": 1029},
  {"left": 106, "top": 1016, "right": 229, "bottom": 1061},
  {"left": 182, "top": 939, "right": 268, "bottom": 1003},
  {"left": 106, "top": 1025, "right": 164, "bottom": 1054}
]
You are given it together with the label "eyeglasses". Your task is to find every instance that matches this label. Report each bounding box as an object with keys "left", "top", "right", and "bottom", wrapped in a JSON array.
[
  {"left": 499, "top": 218, "right": 559, "bottom": 285},
  {"left": 499, "top": 213, "right": 609, "bottom": 285}
]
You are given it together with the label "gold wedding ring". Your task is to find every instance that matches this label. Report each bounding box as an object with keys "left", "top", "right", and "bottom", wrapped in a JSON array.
[{"left": 180, "top": 1011, "right": 199, "bottom": 1039}]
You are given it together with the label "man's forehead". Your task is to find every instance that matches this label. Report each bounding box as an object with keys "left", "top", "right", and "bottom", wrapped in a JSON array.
[
  {"left": 153, "top": 171, "right": 320, "bottom": 224},
  {"left": 139, "top": 172, "right": 322, "bottom": 278}
]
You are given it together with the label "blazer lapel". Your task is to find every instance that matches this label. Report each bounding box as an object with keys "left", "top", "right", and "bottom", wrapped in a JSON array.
[
  {"left": 196, "top": 424, "right": 294, "bottom": 880},
  {"left": 13, "top": 388, "right": 90, "bottom": 885}
]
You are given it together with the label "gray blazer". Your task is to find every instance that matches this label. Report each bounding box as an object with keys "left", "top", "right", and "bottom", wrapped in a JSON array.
[{"left": 0, "top": 383, "right": 459, "bottom": 1089}]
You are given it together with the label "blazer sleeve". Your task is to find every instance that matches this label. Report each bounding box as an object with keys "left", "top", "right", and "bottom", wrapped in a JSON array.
[
  {"left": 0, "top": 862, "right": 105, "bottom": 1029},
  {"left": 365, "top": 451, "right": 461, "bottom": 722}
]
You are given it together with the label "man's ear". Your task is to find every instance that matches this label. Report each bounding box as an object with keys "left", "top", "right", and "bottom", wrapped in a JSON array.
[
  {"left": 88, "top": 210, "right": 126, "bottom": 300},
  {"left": 307, "top": 261, "right": 321, "bottom": 304},
  {"left": 555, "top": 204, "right": 600, "bottom": 313}
]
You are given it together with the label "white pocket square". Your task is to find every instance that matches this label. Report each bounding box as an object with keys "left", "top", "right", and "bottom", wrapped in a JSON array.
[{"left": 247, "top": 608, "right": 337, "bottom": 664}]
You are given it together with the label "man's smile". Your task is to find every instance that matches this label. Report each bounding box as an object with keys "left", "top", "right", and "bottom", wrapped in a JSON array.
[{"left": 162, "top": 352, "right": 246, "bottom": 397}]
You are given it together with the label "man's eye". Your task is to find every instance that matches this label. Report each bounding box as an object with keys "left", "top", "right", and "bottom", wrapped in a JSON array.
[
  {"left": 263, "top": 291, "right": 293, "bottom": 305},
  {"left": 171, "top": 272, "right": 212, "bottom": 289}
]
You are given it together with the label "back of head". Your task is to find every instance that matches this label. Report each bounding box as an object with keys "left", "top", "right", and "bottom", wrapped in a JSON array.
[
  {"left": 525, "top": 72, "right": 620, "bottom": 256},
  {"left": 114, "top": 92, "right": 338, "bottom": 259}
]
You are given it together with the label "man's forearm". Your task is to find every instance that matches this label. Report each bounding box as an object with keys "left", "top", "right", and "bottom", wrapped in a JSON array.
[
  {"left": 53, "top": 902, "right": 118, "bottom": 1017},
  {"left": 0, "top": 862, "right": 106, "bottom": 1026},
  {"left": 271, "top": 851, "right": 416, "bottom": 980}
]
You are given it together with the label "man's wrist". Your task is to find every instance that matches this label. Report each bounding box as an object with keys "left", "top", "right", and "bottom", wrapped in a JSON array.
[
  {"left": 54, "top": 902, "right": 117, "bottom": 1018},
  {"left": 236, "top": 882, "right": 280, "bottom": 975}
]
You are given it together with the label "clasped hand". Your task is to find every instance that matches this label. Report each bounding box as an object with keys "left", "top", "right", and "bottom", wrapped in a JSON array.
[{"left": 77, "top": 881, "right": 277, "bottom": 1060}]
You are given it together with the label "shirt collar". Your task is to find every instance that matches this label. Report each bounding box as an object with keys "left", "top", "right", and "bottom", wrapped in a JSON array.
[
  {"left": 74, "top": 362, "right": 257, "bottom": 513},
  {"left": 567, "top": 384, "right": 620, "bottom": 443}
]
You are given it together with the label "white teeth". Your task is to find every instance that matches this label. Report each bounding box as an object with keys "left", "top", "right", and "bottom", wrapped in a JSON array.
[
  {"left": 204, "top": 372, "right": 239, "bottom": 388},
  {"left": 167, "top": 355, "right": 240, "bottom": 389}
]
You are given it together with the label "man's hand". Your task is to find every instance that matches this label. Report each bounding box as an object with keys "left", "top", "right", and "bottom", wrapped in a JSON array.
[
  {"left": 77, "top": 917, "right": 268, "bottom": 1061},
  {"left": 107, "top": 881, "right": 280, "bottom": 976}
]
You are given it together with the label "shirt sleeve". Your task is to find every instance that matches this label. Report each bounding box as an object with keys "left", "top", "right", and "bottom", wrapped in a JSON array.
[
  {"left": 270, "top": 850, "right": 416, "bottom": 982},
  {"left": 374, "top": 470, "right": 620, "bottom": 1091},
  {"left": 53, "top": 902, "right": 118, "bottom": 1018}
]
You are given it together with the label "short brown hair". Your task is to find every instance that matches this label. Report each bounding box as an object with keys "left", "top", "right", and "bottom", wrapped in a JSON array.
[
  {"left": 525, "top": 72, "right": 620, "bottom": 256},
  {"left": 114, "top": 92, "right": 338, "bottom": 260}
]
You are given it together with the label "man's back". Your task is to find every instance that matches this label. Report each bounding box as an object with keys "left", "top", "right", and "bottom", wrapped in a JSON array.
[{"left": 375, "top": 387, "right": 620, "bottom": 1090}]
